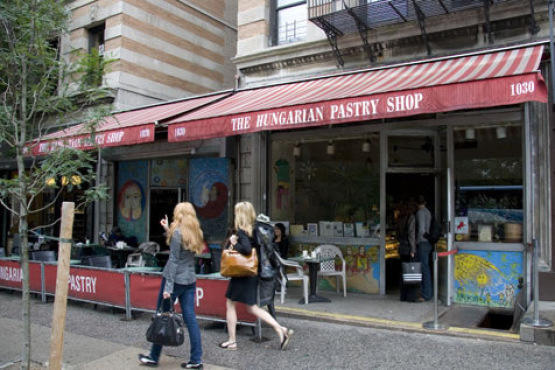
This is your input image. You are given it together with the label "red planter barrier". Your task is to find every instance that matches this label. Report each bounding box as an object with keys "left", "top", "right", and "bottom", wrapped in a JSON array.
[
  {"left": 128, "top": 273, "right": 256, "bottom": 323},
  {"left": 43, "top": 264, "right": 126, "bottom": 306},
  {"left": 0, "top": 260, "right": 41, "bottom": 292}
]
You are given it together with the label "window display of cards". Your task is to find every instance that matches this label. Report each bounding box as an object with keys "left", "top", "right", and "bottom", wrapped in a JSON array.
[
  {"left": 355, "top": 222, "right": 370, "bottom": 237},
  {"left": 343, "top": 223, "right": 354, "bottom": 237},
  {"left": 332, "top": 221, "right": 344, "bottom": 237},
  {"left": 290, "top": 224, "right": 305, "bottom": 237},
  {"left": 307, "top": 223, "right": 318, "bottom": 237},
  {"left": 319, "top": 221, "right": 334, "bottom": 237}
]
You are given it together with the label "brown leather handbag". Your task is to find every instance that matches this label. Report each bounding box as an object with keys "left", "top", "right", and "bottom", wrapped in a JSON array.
[{"left": 220, "top": 246, "right": 258, "bottom": 278}]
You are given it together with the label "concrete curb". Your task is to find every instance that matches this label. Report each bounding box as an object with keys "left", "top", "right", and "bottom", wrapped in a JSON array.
[{"left": 275, "top": 305, "right": 521, "bottom": 343}]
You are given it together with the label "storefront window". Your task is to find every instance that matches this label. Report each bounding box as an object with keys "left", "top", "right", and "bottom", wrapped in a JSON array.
[
  {"left": 454, "top": 124, "right": 523, "bottom": 243},
  {"left": 388, "top": 135, "right": 434, "bottom": 167},
  {"left": 270, "top": 137, "right": 380, "bottom": 235}
]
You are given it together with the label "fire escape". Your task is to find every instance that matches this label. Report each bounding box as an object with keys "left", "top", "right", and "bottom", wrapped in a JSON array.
[{"left": 308, "top": 0, "right": 540, "bottom": 67}]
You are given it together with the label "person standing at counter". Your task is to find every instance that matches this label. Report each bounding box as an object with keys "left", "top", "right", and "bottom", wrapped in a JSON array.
[
  {"left": 416, "top": 195, "right": 432, "bottom": 302},
  {"left": 219, "top": 202, "right": 293, "bottom": 351},
  {"left": 139, "top": 202, "right": 204, "bottom": 369}
]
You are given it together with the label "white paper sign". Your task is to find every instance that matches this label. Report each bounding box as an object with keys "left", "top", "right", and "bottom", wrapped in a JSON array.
[{"left": 454, "top": 217, "right": 469, "bottom": 234}]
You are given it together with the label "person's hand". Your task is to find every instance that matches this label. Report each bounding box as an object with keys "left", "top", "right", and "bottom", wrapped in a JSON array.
[
  {"left": 410, "top": 252, "right": 415, "bottom": 258},
  {"left": 229, "top": 234, "right": 238, "bottom": 246},
  {"left": 160, "top": 215, "right": 169, "bottom": 231},
  {"left": 163, "top": 291, "right": 171, "bottom": 299}
]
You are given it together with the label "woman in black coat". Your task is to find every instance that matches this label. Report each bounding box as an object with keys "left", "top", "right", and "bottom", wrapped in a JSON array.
[{"left": 219, "top": 202, "right": 293, "bottom": 351}]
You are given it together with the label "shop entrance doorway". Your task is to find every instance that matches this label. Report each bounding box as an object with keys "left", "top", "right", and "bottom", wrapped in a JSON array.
[
  {"left": 385, "top": 173, "right": 436, "bottom": 295},
  {"left": 148, "top": 188, "right": 185, "bottom": 248}
]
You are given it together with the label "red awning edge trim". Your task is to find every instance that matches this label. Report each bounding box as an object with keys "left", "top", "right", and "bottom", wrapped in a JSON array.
[
  {"left": 28, "top": 123, "right": 154, "bottom": 156},
  {"left": 168, "top": 73, "right": 547, "bottom": 143}
]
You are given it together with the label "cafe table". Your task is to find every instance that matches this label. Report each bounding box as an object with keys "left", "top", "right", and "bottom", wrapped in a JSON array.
[
  {"left": 106, "top": 245, "right": 137, "bottom": 268},
  {"left": 290, "top": 254, "right": 334, "bottom": 303}
]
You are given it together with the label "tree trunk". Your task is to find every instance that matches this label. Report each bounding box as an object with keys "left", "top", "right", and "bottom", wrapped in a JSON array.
[{"left": 16, "top": 150, "right": 31, "bottom": 370}]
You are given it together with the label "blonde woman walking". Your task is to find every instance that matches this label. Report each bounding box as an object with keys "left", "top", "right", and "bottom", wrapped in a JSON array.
[
  {"left": 139, "top": 202, "right": 204, "bottom": 369},
  {"left": 219, "top": 201, "right": 293, "bottom": 351}
]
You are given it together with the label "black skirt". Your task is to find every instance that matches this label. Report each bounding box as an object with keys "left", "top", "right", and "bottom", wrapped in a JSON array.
[{"left": 225, "top": 275, "right": 259, "bottom": 306}]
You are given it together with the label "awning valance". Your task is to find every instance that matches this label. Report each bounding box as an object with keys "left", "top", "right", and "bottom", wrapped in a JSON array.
[
  {"left": 29, "top": 92, "right": 230, "bottom": 156},
  {"left": 167, "top": 45, "right": 547, "bottom": 142}
]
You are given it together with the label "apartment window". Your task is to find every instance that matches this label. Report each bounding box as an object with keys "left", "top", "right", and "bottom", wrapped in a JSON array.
[
  {"left": 275, "top": 1, "right": 307, "bottom": 45},
  {"left": 88, "top": 23, "right": 105, "bottom": 55}
]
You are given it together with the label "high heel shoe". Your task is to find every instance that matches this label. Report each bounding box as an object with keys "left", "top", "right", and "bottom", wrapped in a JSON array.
[{"left": 280, "top": 328, "right": 294, "bottom": 350}]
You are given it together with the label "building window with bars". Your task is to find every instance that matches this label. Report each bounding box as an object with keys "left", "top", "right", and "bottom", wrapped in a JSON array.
[{"left": 275, "top": 0, "right": 307, "bottom": 45}]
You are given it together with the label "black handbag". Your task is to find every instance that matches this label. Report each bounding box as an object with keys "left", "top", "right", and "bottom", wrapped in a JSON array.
[
  {"left": 402, "top": 259, "right": 422, "bottom": 285},
  {"left": 146, "top": 298, "right": 185, "bottom": 346}
]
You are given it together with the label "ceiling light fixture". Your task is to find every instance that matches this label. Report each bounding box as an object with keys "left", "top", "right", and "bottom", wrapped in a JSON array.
[
  {"left": 362, "top": 139, "right": 371, "bottom": 153},
  {"left": 465, "top": 128, "right": 476, "bottom": 140},
  {"left": 326, "top": 140, "right": 335, "bottom": 155},
  {"left": 293, "top": 143, "right": 301, "bottom": 157}
]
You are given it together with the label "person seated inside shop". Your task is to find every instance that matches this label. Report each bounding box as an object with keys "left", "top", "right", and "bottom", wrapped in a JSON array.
[{"left": 108, "top": 226, "right": 138, "bottom": 247}]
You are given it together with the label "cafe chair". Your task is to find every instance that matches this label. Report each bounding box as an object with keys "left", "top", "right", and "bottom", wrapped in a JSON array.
[
  {"left": 84, "top": 255, "right": 112, "bottom": 268},
  {"left": 30, "top": 250, "right": 56, "bottom": 262},
  {"left": 125, "top": 252, "right": 145, "bottom": 268},
  {"left": 315, "top": 244, "right": 347, "bottom": 297},
  {"left": 275, "top": 253, "right": 309, "bottom": 305}
]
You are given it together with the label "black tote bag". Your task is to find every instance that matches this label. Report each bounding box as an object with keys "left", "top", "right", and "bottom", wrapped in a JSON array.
[
  {"left": 146, "top": 298, "right": 185, "bottom": 346},
  {"left": 402, "top": 260, "right": 422, "bottom": 285}
]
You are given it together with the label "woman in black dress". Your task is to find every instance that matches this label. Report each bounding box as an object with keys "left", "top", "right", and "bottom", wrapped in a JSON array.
[{"left": 219, "top": 201, "right": 293, "bottom": 351}]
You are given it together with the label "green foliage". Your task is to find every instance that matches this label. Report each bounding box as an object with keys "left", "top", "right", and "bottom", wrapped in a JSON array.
[{"left": 74, "top": 47, "right": 114, "bottom": 90}]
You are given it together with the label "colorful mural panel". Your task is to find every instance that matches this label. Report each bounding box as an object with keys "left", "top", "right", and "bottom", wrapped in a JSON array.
[
  {"left": 293, "top": 243, "right": 380, "bottom": 294},
  {"left": 454, "top": 250, "right": 523, "bottom": 308},
  {"left": 117, "top": 160, "right": 148, "bottom": 243},
  {"left": 189, "top": 158, "right": 229, "bottom": 241},
  {"left": 151, "top": 158, "right": 187, "bottom": 188}
]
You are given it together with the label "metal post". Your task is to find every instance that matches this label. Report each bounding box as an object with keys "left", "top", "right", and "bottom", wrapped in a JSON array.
[
  {"left": 124, "top": 271, "right": 132, "bottom": 321},
  {"left": 40, "top": 262, "right": 46, "bottom": 303},
  {"left": 522, "top": 239, "right": 553, "bottom": 328},
  {"left": 423, "top": 250, "right": 447, "bottom": 330},
  {"left": 549, "top": 0, "right": 555, "bottom": 111}
]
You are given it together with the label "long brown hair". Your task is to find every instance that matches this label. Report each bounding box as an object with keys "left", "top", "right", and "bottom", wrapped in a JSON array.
[
  {"left": 167, "top": 202, "right": 204, "bottom": 255},
  {"left": 234, "top": 201, "right": 256, "bottom": 237}
]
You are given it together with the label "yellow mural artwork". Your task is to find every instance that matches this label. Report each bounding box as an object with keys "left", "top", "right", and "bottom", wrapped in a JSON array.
[{"left": 454, "top": 253, "right": 500, "bottom": 287}]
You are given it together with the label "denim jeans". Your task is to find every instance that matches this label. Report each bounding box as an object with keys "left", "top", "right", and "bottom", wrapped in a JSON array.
[
  {"left": 149, "top": 278, "right": 202, "bottom": 363},
  {"left": 417, "top": 241, "right": 433, "bottom": 301}
]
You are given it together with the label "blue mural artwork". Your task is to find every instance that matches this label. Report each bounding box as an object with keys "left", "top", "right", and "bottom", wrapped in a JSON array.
[
  {"left": 189, "top": 158, "right": 229, "bottom": 241},
  {"left": 151, "top": 158, "right": 187, "bottom": 188},
  {"left": 117, "top": 160, "right": 148, "bottom": 243},
  {"left": 454, "top": 250, "right": 523, "bottom": 308}
]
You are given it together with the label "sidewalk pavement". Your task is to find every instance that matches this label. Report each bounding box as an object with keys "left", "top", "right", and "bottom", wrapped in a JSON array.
[
  {"left": 0, "top": 317, "right": 230, "bottom": 370},
  {"left": 520, "top": 300, "right": 555, "bottom": 345},
  {"left": 274, "top": 287, "right": 524, "bottom": 343}
]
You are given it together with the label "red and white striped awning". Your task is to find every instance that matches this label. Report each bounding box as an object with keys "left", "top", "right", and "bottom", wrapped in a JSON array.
[
  {"left": 168, "top": 45, "right": 547, "bottom": 142},
  {"left": 30, "top": 93, "right": 229, "bottom": 155}
]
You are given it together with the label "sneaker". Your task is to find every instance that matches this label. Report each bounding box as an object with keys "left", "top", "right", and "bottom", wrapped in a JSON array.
[
  {"left": 138, "top": 354, "right": 158, "bottom": 367},
  {"left": 181, "top": 361, "right": 203, "bottom": 369}
]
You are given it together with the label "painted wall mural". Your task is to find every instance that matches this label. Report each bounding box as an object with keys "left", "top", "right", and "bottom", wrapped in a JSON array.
[
  {"left": 293, "top": 243, "right": 380, "bottom": 294},
  {"left": 189, "top": 158, "right": 229, "bottom": 241},
  {"left": 454, "top": 250, "right": 523, "bottom": 308},
  {"left": 151, "top": 158, "right": 187, "bottom": 188},
  {"left": 117, "top": 160, "right": 148, "bottom": 243}
]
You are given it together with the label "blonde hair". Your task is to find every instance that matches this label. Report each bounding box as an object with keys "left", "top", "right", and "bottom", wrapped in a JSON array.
[
  {"left": 167, "top": 202, "right": 204, "bottom": 255},
  {"left": 234, "top": 201, "right": 256, "bottom": 237}
]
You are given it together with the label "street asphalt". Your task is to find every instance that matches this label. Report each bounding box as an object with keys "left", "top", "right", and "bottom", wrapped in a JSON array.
[{"left": 0, "top": 290, "right": 554, "bottom": 370}]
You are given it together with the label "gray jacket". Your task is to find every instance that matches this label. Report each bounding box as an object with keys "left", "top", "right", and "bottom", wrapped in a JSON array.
[
  {"left": 162, "top": 230, "right": 196, "bottom": 293},
  {"left": 416, "top": 206, "right": 432, "bottom": 244}
]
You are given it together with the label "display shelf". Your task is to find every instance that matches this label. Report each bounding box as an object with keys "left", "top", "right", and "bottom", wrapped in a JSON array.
[{"left": 290, "top": 235, "right": 380, "bottom": 246}]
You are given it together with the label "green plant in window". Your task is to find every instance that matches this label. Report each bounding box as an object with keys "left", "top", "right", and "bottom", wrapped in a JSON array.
[{"left": 74, "top": 48, "right": 114, "bottom": 89}]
